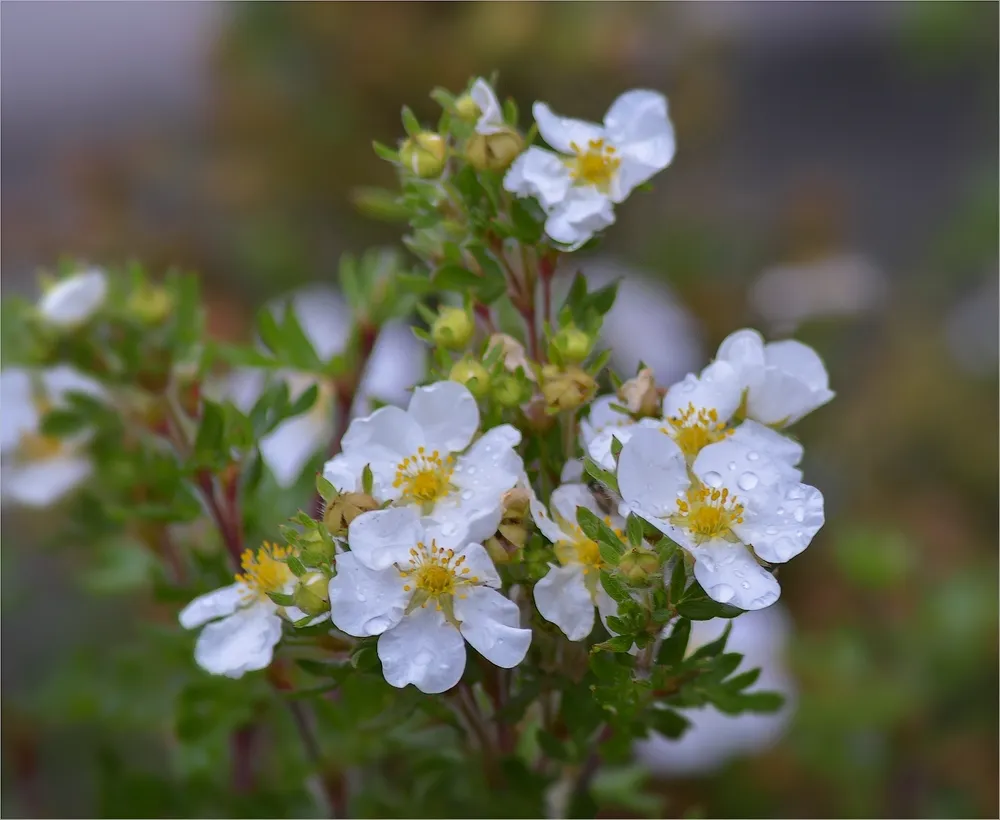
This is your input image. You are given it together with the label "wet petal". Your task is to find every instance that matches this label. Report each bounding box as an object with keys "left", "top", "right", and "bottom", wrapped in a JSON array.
[
  {"left": 347, "top": 506, "right": 423, "bottom": 571},
  {"left": 179, "top": 583, "right": 247, "bottom": 629},
  {"left": 503, "top": 146, "right": 573, "bottom": 210},
  {"left": 617, "top": 427, "right": 689, "bottom": 519},
  {"left": 408, "top": 381, "right": 479, "bottom": 453},
  {"left": 455, "top": 586, "right": 531, "bottom": 667},
  {"left": 692, "top": 543, "right": 780, "bottom": 611},
  {"left": 193, "top": 602, "right": 283, "bottom": 678},
  {"left": 328, "top": 552, "right": 408, "bottom": 637},
  {"left": 4, "top": 457, "right": 91, "bottom": 507},
  {"left": 544, "top": 187, "right": 615, "bottom": 250},
  {"left": 532, "top": 101, "right": 605, "bottom": 154},
  {"left": 533, "top": 564, "right": 595, "bottom": 641},
  {"left": 378, "top": 605, "right": 466, "bottom": 693},
  {"left": 602, "top": 90, "right": 675, "bottom": 200}
]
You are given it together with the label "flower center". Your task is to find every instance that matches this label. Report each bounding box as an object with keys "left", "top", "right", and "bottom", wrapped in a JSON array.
[
  {"left": 567, "top": 139, "right": 620, "bottom": 189},
  {"left": 661, "top": 403, "right": 731, "bottom": 460},
  {"left": 400, "top": 541, "right": 479, "bottom": 607},
  {"left": 235, "top": 542, "right": 295, "bottom": 601},
  {"left": 553, "top": 520, "right": 623, "bottom": 573},
  {"left": 18, "top": 432, "right": 67, "bottom": 461},
  {"left": 393, "top": 447, "right": 456, "bottom": 505},
  {"left": 671, "top": 485, "right": 744, "bottom": 544}
]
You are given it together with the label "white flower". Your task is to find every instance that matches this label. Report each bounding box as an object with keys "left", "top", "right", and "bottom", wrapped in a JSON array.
[
  {"left": 470, "top": 78, "right": 505, "bottom": 135},
  {"left": 580, "top": 394, "right": 637, "bottom": 470},
  {"left": 323, "top": 381, "right": 523, "bottom": 544},
  {"left": 618, "top": 428, "right": 824, "bottom": 610},
  {"left": 635, "top": 606, "right": 796, "bottom": 775},
  {"left": 715, "top": 329, "right": 834, "bottom": 427},
  {"left": 504, "top": 90, "right": 675, "bottom": 249},
  {"left": 328, "top": 507, "right": 531, "bottom": 694},
  {"left": 0, "top": 366, "right": 103, "bottom": 507},
  {"left": 38, "top": 268, "right": 108, "bottom": 328},
  {"left": 179, "top": 542, "right": 307, "bottom": 678},
  {"left": 219, "top": 285, "right": 425, "bottom": 487},
  {"left": 531, "top": 483, "right": 620, "bottom": 641}
]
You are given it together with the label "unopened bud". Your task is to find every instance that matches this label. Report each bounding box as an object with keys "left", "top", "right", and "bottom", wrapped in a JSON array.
[
  {"left": 127, "top": 284, "right": 173, "bottom": 325},
  {"left": 485, "top": 535, "right": 512, "bottom": 565},
  {"left": 465, "top": 130, "right": 524, "bottom": 172},
  {"left": 454, "top": 93, "right": 480, "bottom": 122},
  {"left": 431, "top": 306, "right": 474, "bottom": 350},
  {"left": 449, "top": 359, "right": 491, "bottom": 398},
  {"left": 400, "top": 132, "right": 448, "bottom": 178},
  {"left": 619, "top": 368, "right": 661, "bottom": 418},
  {"left": 492, "top": 373, "right": 530, "bottom": 408},
  {"left": 324, "top": 492, "right": 379, "bottom": 536},
  {"left": 292, "top": 572, "right": 330, "bottom": 616},
  {"left": 617, "top": 548, "right": 661, "bottom": 586},
  {"left": 541, "top": 365, "right": 597, "bottom": 413},
  {"left": 522, "top": 395, "right": 557, "bottom": 433},
  {"left": 501, "top": 487, "right": 531, "bottom": 520},
  {"left": 550, "top": 323, "right": 593, "bottom": 365},
  {"left": 488, "top": 333, "right": 534, "bottom": 378}
]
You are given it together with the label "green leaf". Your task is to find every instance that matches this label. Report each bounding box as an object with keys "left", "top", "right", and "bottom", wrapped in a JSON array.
[
  {"left": 669, "top": 558, "right": 687, "bottom": 604},
  {"left": 431, "top": 264, "right": 482, "bottom": 292},
  {"left": 609, "top": 434, "right": 623, "bottom": 460},
  {"left": 193, "top": 400, "right": 225, "bottom": 456},
  {"left": 600, "top": 570, "right": 631, "bottom": 603},
  {"left": 267, "top": 591, "right": 296, "bottom": 607},
  {"left": 287, "top": 383, "right": 319, "bottom": 418},
  {"left": 39, "top": 409, "right": 87, "bottom": 437},
  {"left": 737, "top": 690, "right": 785, "bottom": 713},
  {"left": 583, "top": 457, "right": 619, "bottom": 494},
  {"left": 361, "top": 464, "right": 374, "bottom": 495},
  {"left": 657, "top": 618, "right": 691, "bottom": 667},
  {"left": 401, "top": 105, "right": 422, "bottom": 137},
  {"left": 625, "top": 514, "right": 643, "bottom": 548},
  {"left": 726, "top": 667, "right": 761, "bottom": 691},
  {"left": 690, "top": 623, "right": 732, "bottom": 660},
  {"left": 576, "top": 508, "right": 624, "bottom": 558},
  {"left": 648, "top": 707, "right": 690, "bottom": 739},
  {"left": 594, "top": 634, "right": 635, "bottom": 653},
  {"left": 286, "top": 556, "right": 308, "bottom": 577},
  {"left": 315, "top": 474, "right": 336, "bottom": 503}
]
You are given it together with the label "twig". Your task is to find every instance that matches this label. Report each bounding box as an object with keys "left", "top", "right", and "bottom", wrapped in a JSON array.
[{"left": 568, "top": 724, "right": 613, "bottom": 815}]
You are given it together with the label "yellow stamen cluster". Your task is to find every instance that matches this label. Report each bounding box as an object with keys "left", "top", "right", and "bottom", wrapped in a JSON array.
[
  {"left": 553, "top": 517, "right": 624, "bottom": 574},
  {"left": 393, "top": 446, "right": 456, "bottom": 505},
  {"left": 671, "top": 485, "right": 744, "bottom": 544},
  {"left": 235, "top": 542, "right": 295, "bottom": 601},
  {"left": 567, "top": 138, "right": 620, "bottom": 189},
  {"left": 661, "top": 403, "right": 732, "bottom": 460},
  {"left": 400, "top": 541, "right": 478, "bottom": 603},
  {"left": 18, "top": 432, "right": 66, "bottom": 461}
]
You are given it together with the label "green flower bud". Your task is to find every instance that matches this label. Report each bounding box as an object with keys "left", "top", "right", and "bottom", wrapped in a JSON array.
[
  {"left": 550, "top": 323, "right": 593, "bottom": 365},
  {"left": 324, "top": 492, "right": 380, "bottom": 536},
  {"left": 400, "top": 132, "right": 448, "bottom": 178},
  {"left": 541, "top": 365, "right": 597, "bottom": 413},
  {"left": 292, "top": 572, "right": 330, "bottom": 616},
  {"left": 127, "top": 284, "right": 174, "bottom": 325},
  {"left": 449, "top": 359, "right": 491, "bottom": 398},
  {"left": 454, "top": 93, "right": 481, "bottom": 122},
  {"left": 617, "top": 548, "right": 661, "bottom": 586},
  {"left": 465, "top": 130, "right": 524, "bottom": 173},
  {"left": 431, "top": 306, "right": 474, "bottom": 350},
  {"left": 492, "top": 373, "right": 529, "bottom": 408}
]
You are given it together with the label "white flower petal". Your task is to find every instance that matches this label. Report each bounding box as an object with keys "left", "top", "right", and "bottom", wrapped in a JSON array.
[
  {"left": 4, "top": 457, "right": 91, "bottom": 506},
  {"left": 408, "top": 381, "right": 479, "bottom": 454},
  {"left": 586, "top": 424, "right": 637, "bottom": 471},
  {"left": 41, "top": 366, "right": 105, "bottom": 403},
  {"left": 322, "top": 453, "right": 360, "bottom": 493},
  {"left": 733, "top": 481, "right": 824, "bottom": 564},
  {"left": 694, "top": 434, "right": 802, "bottom": 497},
  {"left": 357, "top": 322, "right": 425, "bottom": 410},
  {"left": 346, "top": 506, "right": 423, "bottom": 571},
  {"left": 662, "top": 360, "right": 743, "bottom": 422},
  {"left": 471, "top": 78, "right": 505, "bottom": 135},
  {"left": 455, "top": 586, "right": 531, "bottom": 668},
  {"left": 716, "top": 328, "right": 767, "bottom": 391},
  {"left": 217, "top": 368, "right": 266, "bottom": 414},
  {"left": 544, "top": 187, "right": 615, "bottom": 250},
  {"left": 194, "top": 603, "right": 282, "bottom": 678},
  {"left": 692, "top": 543, "right": 780, "bottom": 611},
  {"left": 748, "top": 340, "right": 834, "bottom": 425},
  {"left": 560, "top": 459, "right": 584, "bottom": 483},
  {"left": 260, "top": 412, "right": 329, "bottom": 487},
  {"left": 38, "top": 269, "right": 107, "bottom": 328},
  {"left": 533, "top": 564, "right": 595, "bottom": 641},
  {"left": 454, "top": 542, "right": 501, "bottom": 588},
  {"left": 0, "top": 369, "right": 36, "bottom": 453},
  {"left": 549, "top": 483, "right": 603, "bottom": 530},
  {"left": 617, "top": 427, "right": 689, "bottom": 519},
  {"left": 503, "top": 146, "right": 573, "bottom": 210},
  {"left": 595, "top": 584, "right": 620, "bottom": 632},
  {"left": 766, "top": 340, "right": 830, "bottom": 393},
  {"left": 279, "top": 285, "right": 352, "bottom": 361},
  {"left": 602, "top": 90, "right": 675, "bottom": 201},
  {"left": 580, "top": 394, "right": 627, "bottom": 445},
  {"left": 377, "top": 605, "right": 466, "bottom": 693},
  {"left": 532, "top": 101, "right": 604, "bottom": 154},
  {"left": 179, "top": 583, "right": 248, "bottom": 629},
  {"left": 328, "top": 552, "right": 408, "bottom": 636},
  {"left": 728, "top": 420, "right": 803, "bottom": 482},
  {"left": 341, "top": 405, "right": 423, "bottom": 462},
  {"left": 529, "top": 487, "right": 567, "bottom": 544}
]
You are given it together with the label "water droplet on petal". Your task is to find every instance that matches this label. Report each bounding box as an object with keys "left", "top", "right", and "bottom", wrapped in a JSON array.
[
  {"left": 703, "top": 471, "right": 723, "bottom": 488},
  {"left": 785, "top": 486, "right": 804, "bottom": 501},
  {"left": 414, "top": 650, "right": 433, "bottom": 667},
  {"left": 364, "top": 615, "right": 392, "bottom": 633},
  {"left": 728, "top": 462, "right": 737, "bottom": 471},
  {"left": 467, "top": 466, "right": 477, "bottom": 475},
  {"left": 765, "top": 526, "right": 778, "bottom": 536},
  {"left": 461, "top": 490, "right": 474, "bottom": 501},
  {"left": 356, "top": 590, "right": 367, "bottom": 602},
  {"left": 747, "top": 451, "right": 760, "bottom": 462},
  {"left": 776, "top": 507, "right": 785, "bottom": 516},
  {"left": 711, "top": 583, "right": 735, "bottom": 604},
  {"left": 737, "top": 472, "right": 758, "bottom": 491},
  {"left": 793, "top": 507, "right": 805, "bottom": 523}
]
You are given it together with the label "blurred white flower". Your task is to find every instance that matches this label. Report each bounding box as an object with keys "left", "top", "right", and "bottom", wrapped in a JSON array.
[
  {"left": 505, "top": 91, "right": 675, "bottom": 249},
  {"left": 38, "top": 267, "right": 108, "bottom": 329},
  {"left": 469, "top": 78, "right": 505, "bottom": 135},
  {"left": 635, "top": 605, "right": 797, "bottom": 776},
  {"left": 944, "top": 274, "right": 998, "bottom": 377},
  {"left": 328, "top": 507, "right": 531, "bottom": 694},
  {"left": 0, "top": 366, "right": 103, "bottom": 506}
]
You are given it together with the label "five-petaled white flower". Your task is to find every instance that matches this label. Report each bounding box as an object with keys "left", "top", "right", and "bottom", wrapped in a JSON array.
[
  {"left": 179, "top": 542, "right": 311, "bottom": 678},
  {"left": 618, "top": 428, "right": 824, "bottom": 610},
  {"left": 0, "top": 366, "right": 103, "bottom": 507},
  {"left": 530, "top": 483, "right": 620, "bottom": 641},
  {"left": 469, "top": 78, "right": 505, "bottom": 135},
  {"left": 714, "top": 328, "right": 835, "bottom": 427},
  {"left": 38, "top": 268, "right": 108, "bottom": 329},
  {"left": 504, "top": 90, "right": 675, "bottom": 249},
  {"left": 323, "top": 381, "right": 523, "bottom": 544},
  {"left": 328, "top": 507, "right": 531, "bottom": 694},
  {"left": 221, "top": 285, "right": 425, "bottom": 487}
]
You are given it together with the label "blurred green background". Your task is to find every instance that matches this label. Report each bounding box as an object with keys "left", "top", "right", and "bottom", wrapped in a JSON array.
[{"left": 2, "top": 2, "right": 996, "bottom": 817}]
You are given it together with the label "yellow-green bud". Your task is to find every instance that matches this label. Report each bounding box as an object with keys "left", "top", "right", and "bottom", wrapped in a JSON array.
[
  {"left": 454, "top": 93, "right": 481, "bottom": 122},
  {"left": 492, "top": 374, "right": 528, "bottom": 408},
  {"left": 550, "top": 324, "right": 593, "bottom": 365},
  {"left": 323, "top": 492, "right": 379, "bottom": 536},
  {"left": 449, "top": 359, "right": 491, "bottom": 398},
  {"left": 292, "top": 572, "right": 330, "bottom": 616},
  {"left": 400, "top": 132, "right": 448, "bottom": 178},
  {"left": 485, "top": 535, "right": 512, "bottom": 565},
  {"left": 488, "top": 333, "right": 534, "bottom": 379},
  {"left": 618, "top": 368, "right": 661, "bottom": 418},
  {"left": 127, "top": 284, "right": 174, "bottom": 325},
  {"left": 541, "top": 365, "right": 597, "bottom": 413},
  {"left": 431, "top": 306, "right": 474, "bottom": 350},
  {"left": 617, "top": 548, "right": 661, "bottom": 586},
  {"left": 465, "top": 130, "right": 524, "bottom": 172}
]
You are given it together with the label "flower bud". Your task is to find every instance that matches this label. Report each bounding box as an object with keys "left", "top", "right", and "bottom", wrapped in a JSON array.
[
  {"left": 618, "top": 368, "right": 662, "bottom": 418},
  {"left": 454, "top": 93, "right": 481, "bottom": 122},
  {"left": 292, "top": 572, "right": 330, "bottom": 617},
  {"left": 465, "top": 130, "right": 524, "bottom": 172},
  {"left": 492, "top": 373, "right": 530, "bottom": 408},
  {"left": 324, "top": 492, "right": 379, "bottom": 536},
  {"left": 400, "top": 132, "right": 448, "bottom": 178},
  {"left": 617, "top": 548, "right": 661, "bottom": 586},
  {"left": 431, "top": 306, "right": 474, "bottom": 350},
  {"left": 541, "top": 365, "right": 597, "bottom": 413},
  {"left": 488, "top": 333, "right": 534, "bottom": 378},
  {"left": 522, "top": 395, "right": 557, "bottom": 433},
  {"left": 550, "top": 323, "right": 593, "bottom": 365},
  {"left": 127, "top": 284, "right": 174, "bottom": 325},
  {"left": 449, "top": 358, "right": 491, "bottom": 398}
]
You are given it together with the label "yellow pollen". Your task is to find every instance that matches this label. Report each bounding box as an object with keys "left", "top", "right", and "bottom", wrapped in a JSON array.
[
  {"left": 567, "top": 138, "right": 621, "bottom": 189},
  {"left": 399, "top": 540, "right": 478, "bottom": 599},
  {"left": 18, "top": 432, "right": 67, "bottom": 461},
  {"left": 670, "top": 484, "right": 744, "bottom": 544},
  {"left": 554, "top": 525, "right": 606, "bottom": 572},
  {"left": 660, "top": 403, "right": 732, "bottom": 460},
  {"left": 392, "top": 448, "right": 455, "bottom": 505},
  {"left": 235, "top": 542, "right": 295, "bottom": 601}
]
